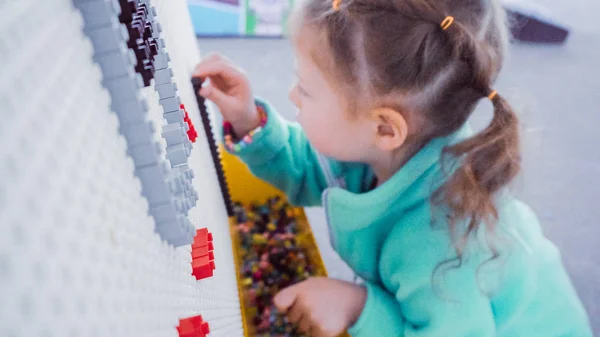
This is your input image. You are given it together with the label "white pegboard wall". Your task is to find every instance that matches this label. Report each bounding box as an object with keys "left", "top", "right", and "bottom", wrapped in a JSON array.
[
  {"left": 0, "top": 0, "right": 244, "bottom": 336},
  {"left": 145, "top": 0, "right": 245, "bottom": 333}
]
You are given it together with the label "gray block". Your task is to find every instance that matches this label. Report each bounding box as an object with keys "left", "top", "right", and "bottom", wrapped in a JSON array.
[
  {"left": 128, "top": 142, "right": 162, "bottom": 167},
  {"left": 104, "top": 72, "right": 143, "bottom": 105},
  {"left": 161, "top": 123, "right": 187, "bottom": 146},
  {"left": 85, "top": 22, "right": 128, "bottom": 54},
  {"left": 95, "top": 47, "right": 137, "bottom": 79},
  {"left": 74, "top": 0, "right": 121, "bottom": 28},
  {"left": 155, "top": 216, "right": 194, "bottom": 247},
  {"left": 154, "top": 68, "right": 173, "bottom": 85},
  {"left": 155, "top": 82, "right": 177, "bottom": 99},
  {"left": 114, "top": 99, "right": 148, "bottom": 126},
  {"left": 164, "top": 109, "right": 185, "bottom": 124},
  {"left": 153, "top": 52, "right": 170, "bottom": 70},
  {"left": 166, "top": 143, "right": 190, "bottom": 167},
  {"left": 150, "top": 201, "right": 178, "bottom": 223},
  {"left": 120, "top": 121, "right": 156, "bottom": 146},
  {"left": 159, "top": 96, "right": 181, "bottom": 113},
  {"left": 136, "top": 162, "right": 171, "bottom": 205}
]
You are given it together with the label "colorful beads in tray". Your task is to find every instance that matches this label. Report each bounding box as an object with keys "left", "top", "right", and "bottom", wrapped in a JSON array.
[{"left": 233, "top": 197, "right": 313, "bottom": 337}]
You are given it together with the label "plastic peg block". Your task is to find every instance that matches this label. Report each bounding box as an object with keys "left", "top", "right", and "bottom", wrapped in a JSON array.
[
  {"left": 160, "top": 96, "right": 182, "bottom": 113},
  {"left": 172, "top": 198, "right": 186, "bottom": 214},
  {"left": 181, "top": 106, "right": 198, "bottom": 143},
  {"left": 187, "top": 126, "right": 198, "bottom": 143},
  {"left": 94, "top": 47, "right": 137, "bottom": 79},
  {"left": 191, "top": 235, "right": 214, "bottom": 250},
  {"left": 192, "top": 236, "right": 211, "bottom": 252},
  {"left": 177, "top": 315, "right": 211, "bottom": 337},
  {"left": 114, "top": 98, "right": 148, "bottom": 125},
  {"left": 166, "top": 175, "right": 184, "bottom": 195},
  {"left": 156, "top": 82, "right": 177, "bottom": 99},
  {"left": 156, "top": 215, "right": 194, "bottom": 238},
  {"left": 149, "top": 39, "right": 159, "bottom": 57},
  {"left": 75, "top": 0, "right": 121, "bottom": 27},
  {"left": 154, "top": 68, "right": 174, "bottom": 85},
  {"left": 119, "top": 121, "right": 156, "bottom": 146},
  {"left": 191, "top": 190, "right": 199, "bottom": 203},
  {"left": 118, "top": 0, "right": 138, "bottom": 23},
  {"left": 157, "top": 227, "right": 193, "bottom": 247},
  {"left": 150, "top": 202, "right": 179, "bottom": 223},
  {"left": 154, "top": 51, "right": 169, "bottom": 70},
  {"left": 85, "top": 22, "right": 129, "bottom": 54},
  {"left": 182, "top": 121, "right": 190, "bottom": 132},
  {"left": 195, "top": 228, "right": 209, "bottom": 240},
  {"left": 161, "top": 123, "right": 187, "bottom": 146},
  {"left": 164, "top": 109, "right": 185, "bottom": 124},
  {"left": 104, "top": 72, "right": 143, "bottom": 105},
  {"left": 136, "top": 161, "right": 171, "bottom": 204},
  {"left": 166, "top": 143, "right": 191, "bottom": 167},
  {"left": 128, "top": 142, "right": 162, "bottom": 167},
  {"left": 192, "top": 256, "right": 215, "bottom": 280},
  {"left": 193, "top": 228, "right": 213, "bottom": 247},
  {"left": 183, "top": 167, "right": 195, "bottom": 180},
  {"left": 192, "top": 246, "right": 214, "bottom": 260}
]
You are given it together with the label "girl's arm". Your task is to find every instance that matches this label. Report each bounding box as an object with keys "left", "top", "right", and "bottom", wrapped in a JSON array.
[
  {"left": 193, "top": 57, "right": 362, "bottom": 206},
  {"left": 226, "top": 99, "right": 330, "bottom": 206}
]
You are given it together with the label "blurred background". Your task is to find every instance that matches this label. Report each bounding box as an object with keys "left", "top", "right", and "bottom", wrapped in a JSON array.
[{"left": 190, "top": 0, "right": 599, "bottom": 333}]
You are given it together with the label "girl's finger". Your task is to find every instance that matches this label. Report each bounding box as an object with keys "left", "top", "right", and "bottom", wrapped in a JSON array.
[
  {"left": 297, "top": 313, "right": 313, "bottom": 335},
  {"left": 286, "top": 302, "right": 304, "bottom": 324},
  {"left": 192, "top": 60, "right": 239, "bottom": 83},
  {"left": 273, "top": 286, "right": 299, "bottom": 313},
  {"left": 198, "top": 84, "right": 232, "bottom": 110}
]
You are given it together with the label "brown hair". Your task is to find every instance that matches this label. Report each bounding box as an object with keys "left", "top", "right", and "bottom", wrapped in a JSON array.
[{"left": 296, "top": 0, "right": 520, "bottom": 258}]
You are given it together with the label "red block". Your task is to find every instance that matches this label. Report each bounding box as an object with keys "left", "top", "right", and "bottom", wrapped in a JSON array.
[
  {"left": 180, "top": 104, "right": 198, "bottom": 143},
  {"left": 192, "top": 245, "right": 215, "bottom": 260},
  {"left": 193, "top": 229, "right": 212, "bottom": 247},
  {"left": 187, "top": 125, "right": 198, "bottom": 143},
  {"left": 191, "top": 228, "right": 215, "bottom": 280},
  {"left": 192, "top": 241, "right": 214, "bottom": 252},
  {"left": 177, "top": 315, "right": 211, "bottom": 337},
  {"left": 192, "top": 256, "right": 216, "bottom": 280}
]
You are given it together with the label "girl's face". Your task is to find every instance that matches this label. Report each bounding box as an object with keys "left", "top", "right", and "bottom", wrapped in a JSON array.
[{"left": 289, "top": 38, "right": 375, "bottom": 163}]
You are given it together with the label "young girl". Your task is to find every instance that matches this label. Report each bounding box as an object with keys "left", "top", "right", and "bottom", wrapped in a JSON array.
[{"left": 194, "top": 0, "right": 592, "bottom": 336}]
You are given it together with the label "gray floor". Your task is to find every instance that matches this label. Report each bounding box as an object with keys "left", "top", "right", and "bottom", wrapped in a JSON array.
[{"left": 198, "top": 8, "right": 600, "bottom": 333}]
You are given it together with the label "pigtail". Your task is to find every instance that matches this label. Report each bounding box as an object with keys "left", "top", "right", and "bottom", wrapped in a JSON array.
[{"left": 434, "top": 92, "right": 520, "bottom": 254}]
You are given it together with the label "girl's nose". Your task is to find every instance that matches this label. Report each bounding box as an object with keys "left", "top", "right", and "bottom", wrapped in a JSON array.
[{"left": 289, "top": 85, "right": 301, "bottom": 108}]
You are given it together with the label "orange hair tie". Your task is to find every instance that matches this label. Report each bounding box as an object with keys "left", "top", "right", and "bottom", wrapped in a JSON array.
[
  {"left": 440, "top": 16, "right": 454, "bottom": 30},
  {"left": 488, "top": 90, "right": 498, "bottom": 101},
  {"left": 332, "top": 0, "right": 341, "bottom": 11}
]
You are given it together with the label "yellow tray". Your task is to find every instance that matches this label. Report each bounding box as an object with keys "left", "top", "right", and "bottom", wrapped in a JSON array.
[{"left": 221, "top": 147, "right": 347, "bottom": 337}]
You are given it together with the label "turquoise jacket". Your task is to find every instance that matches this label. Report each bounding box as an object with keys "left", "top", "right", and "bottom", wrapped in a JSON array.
[{"left": 230, "top": 100, "right": 592, "bottom": 337}]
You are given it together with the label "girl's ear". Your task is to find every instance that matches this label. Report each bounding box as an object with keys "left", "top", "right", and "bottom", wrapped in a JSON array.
[{"left": 370, "top": 107, "right": 408, "bottom": 151}]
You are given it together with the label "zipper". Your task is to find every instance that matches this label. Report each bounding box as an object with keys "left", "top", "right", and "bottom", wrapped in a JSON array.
[
  {"left": 323, "top": 187, "right": 363, "bottom": 284},
  {"left": 316, "top": 153, "right": 336, "bottom": 187},
  {"left": 321, "top": 188, "right": 337, "bottom": 251}
]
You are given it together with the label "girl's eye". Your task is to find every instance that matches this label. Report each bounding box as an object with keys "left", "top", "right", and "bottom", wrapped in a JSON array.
[{"left": 298, "top": 85, "right": 308, "bottom": 97}]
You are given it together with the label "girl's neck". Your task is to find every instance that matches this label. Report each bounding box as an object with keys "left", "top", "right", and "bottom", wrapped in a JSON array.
[
  {"left": 370, "top": 158, "right": 404, "bottom": 187},
  {"left": 369, "top": 143, "right": 424, "bottom": 187}
]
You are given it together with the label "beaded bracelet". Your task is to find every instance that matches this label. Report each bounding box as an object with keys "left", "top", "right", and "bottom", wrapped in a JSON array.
[{"left": 223, "top": 105, "right": 267, "bottom": 152}]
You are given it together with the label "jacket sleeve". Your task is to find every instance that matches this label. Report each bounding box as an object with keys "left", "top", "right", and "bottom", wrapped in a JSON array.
[
  {"left": 348, "top": 210, "right": 495, "bottom": 337},
  {"left": 225, "top": 99, "right": 330, "bottom": 206}
]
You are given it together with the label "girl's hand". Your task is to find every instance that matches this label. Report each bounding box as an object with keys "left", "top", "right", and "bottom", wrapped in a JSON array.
[
  {"left": 192, "top": 53, "right": 260, "bottom": 136},
  {"left": 274, "top": 277, "right": 367, "bottom": 337}
]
